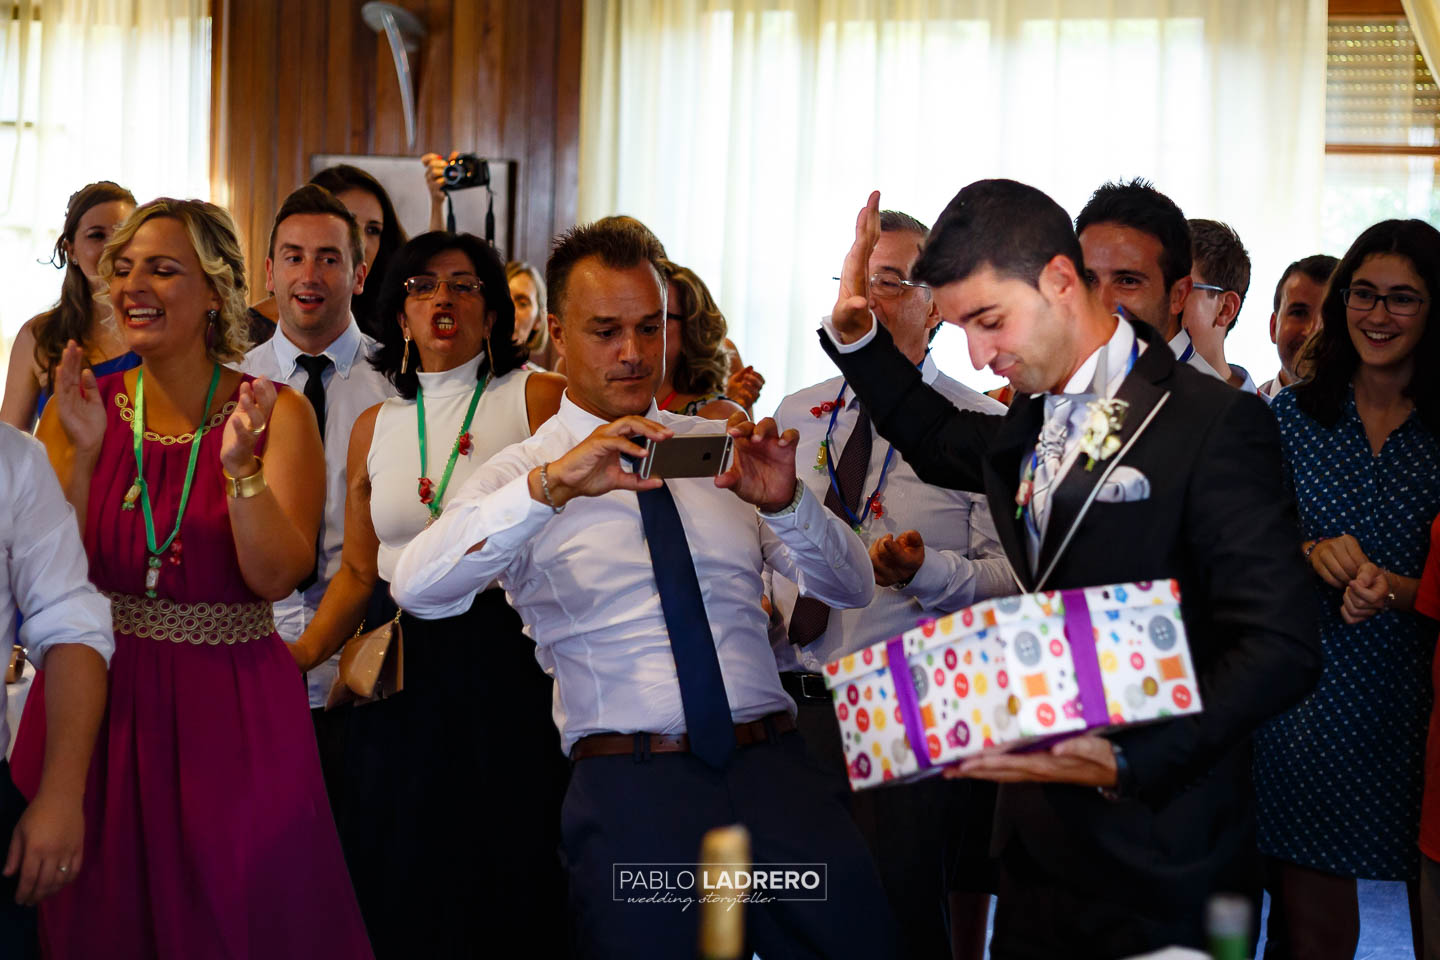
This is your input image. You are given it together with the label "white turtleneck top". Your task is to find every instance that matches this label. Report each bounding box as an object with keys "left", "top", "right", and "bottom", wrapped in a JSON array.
[{"left": 368, "top": 352, "right": 534, "bottom": 581}]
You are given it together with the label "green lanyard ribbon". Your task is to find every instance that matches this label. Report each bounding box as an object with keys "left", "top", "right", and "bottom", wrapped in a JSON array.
[
  {"left": 416, "top": 372, "right": 489, "bottom": 520},
  {"left": 131, "top": 364, "right": 221, "bottom": 597}
]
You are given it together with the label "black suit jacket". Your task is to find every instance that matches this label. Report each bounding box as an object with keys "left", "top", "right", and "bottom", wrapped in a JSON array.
[{"left": 821, "top": 317, "right": 1321, "bottom": 934}]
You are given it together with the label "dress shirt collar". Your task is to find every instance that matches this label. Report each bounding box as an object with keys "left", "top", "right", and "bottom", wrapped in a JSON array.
[
  {"left": 1050, "top": 313, "right": 1137, "bottom": 401},
  {"left": 557, "top": 390, "right": 660, "bottom": 437},
  {"left": 269, "top": 316, "right": 365, "bottom": 380},
  {"left": 415, "top": 350, "right": 487, "bottom": 398}
]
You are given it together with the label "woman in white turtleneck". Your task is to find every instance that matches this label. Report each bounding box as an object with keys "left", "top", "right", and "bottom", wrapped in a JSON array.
[{"left": 291, "top": 232, "right": 569, "bottom": 959}]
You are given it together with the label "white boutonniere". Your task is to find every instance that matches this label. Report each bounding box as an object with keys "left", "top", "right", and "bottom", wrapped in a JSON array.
[{"left": 1077, "top": 398, "right": 1129, "bottom": 470}]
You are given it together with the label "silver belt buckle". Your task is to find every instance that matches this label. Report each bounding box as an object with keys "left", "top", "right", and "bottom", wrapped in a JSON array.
[{"left": 800, "top": 673, "right": 828, "bottom": 700}]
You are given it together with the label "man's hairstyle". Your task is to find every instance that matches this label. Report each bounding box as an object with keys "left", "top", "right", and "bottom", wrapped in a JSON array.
[
  {"left": 1188, "top": 219, "right": 1251, "bottom": 329},
  {"left": 1295, "top": 219, "right": 1440, "bottom": 434},
  {"left": 369, "top": 231, "right": 526, "bottom": 399},
  {"left": 266, "top": 184, "right": 364, "bottom": 271},
  {"left": 546, "top": 216, "right": 667, "bottom": 321},
  {"left": 912, "top": 179, "right": 1085, "bottom": 291},
  {"left": 1075, "top": 178, "right": 1192, "bottom": 291},
  {"left": 879, "top": 209, "right": 929, "bottom": 238},
  {"left": 1272, "top": 254, "right": 1339, "bottom": 312}
]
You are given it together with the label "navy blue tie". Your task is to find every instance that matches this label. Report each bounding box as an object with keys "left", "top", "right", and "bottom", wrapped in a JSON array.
[{"left": 634, "top": 481, "right": 736, "bottom": 769}]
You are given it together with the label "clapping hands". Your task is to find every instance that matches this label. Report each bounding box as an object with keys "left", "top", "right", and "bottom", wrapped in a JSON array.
[{"left": 52, "top": 340, "right": 106, "bottom": 455}]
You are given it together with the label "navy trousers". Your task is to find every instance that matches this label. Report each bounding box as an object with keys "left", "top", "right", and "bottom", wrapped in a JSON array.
[{"left": 561, "top": 727, "right": 899, "bottom": 959}]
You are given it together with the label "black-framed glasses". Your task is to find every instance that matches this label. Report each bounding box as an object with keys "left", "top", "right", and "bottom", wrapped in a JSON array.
[
  {"left": 1192, "top": 282, "right": 1227, "bottom": 295},
  {"left": 1342, "top": 287, "right": 1426, "bottom": 317},
  {"left": 403, "top": 276, "right": 484, "bottom": 299}
]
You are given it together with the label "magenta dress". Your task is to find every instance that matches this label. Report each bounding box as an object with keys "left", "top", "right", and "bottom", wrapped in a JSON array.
[{"left": 11, "top": 370, "right": 372, "bottom": 959}]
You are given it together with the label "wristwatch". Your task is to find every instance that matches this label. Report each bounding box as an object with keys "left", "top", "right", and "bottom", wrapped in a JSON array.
[
  {"left": 759, "top": 481, "right": 805, "bottom": 517},
  {"left": 1097, "top": 740, "right": 1135, "bottom": 802}
]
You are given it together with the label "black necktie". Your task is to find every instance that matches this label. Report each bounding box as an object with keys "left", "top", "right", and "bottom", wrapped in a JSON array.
[
  {"left": 788, "top": 403, "right": 873, "bottom": 646},
  {"left": 634, "top": 479, "right": 736, "bottom": 769},
  {"left": 294, "top": 354, "right": 332, "bottom": 592},
  {"left": 295, "top": 354, "right": 332, "bottom": 446}
]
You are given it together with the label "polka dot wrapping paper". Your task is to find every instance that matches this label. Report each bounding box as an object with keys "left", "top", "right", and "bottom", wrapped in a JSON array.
[{"left": 821, "top": 580, "right": 1202, "bottom": 791}]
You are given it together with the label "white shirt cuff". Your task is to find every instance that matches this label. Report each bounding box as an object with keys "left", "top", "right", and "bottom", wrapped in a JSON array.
[{"left": 820, "top": 311, "right": 879, "bottom": 353}]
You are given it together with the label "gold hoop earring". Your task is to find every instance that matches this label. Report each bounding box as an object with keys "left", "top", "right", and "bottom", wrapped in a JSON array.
[{"left": 401, "top": 332, "right": 412, "bottom": 375}]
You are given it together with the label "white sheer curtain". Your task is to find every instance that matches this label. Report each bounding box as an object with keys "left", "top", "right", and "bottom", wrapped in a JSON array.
[
  {"left": 1402, "top": 0, "right": 1440, "bottom": 81},
  {"left": 0, "top": 0, "right": 210, "bottom": 364},
  {"left": 580, "top": 0, "right": 1327, "bottom": 405}
]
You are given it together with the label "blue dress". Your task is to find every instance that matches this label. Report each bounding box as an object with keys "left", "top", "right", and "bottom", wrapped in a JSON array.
[
  {"left": 1254, "top": 386, "right": 1440, "bottom": 880},
  {"left": 34, "top": 351, "right": 141, "bottom": 421}
]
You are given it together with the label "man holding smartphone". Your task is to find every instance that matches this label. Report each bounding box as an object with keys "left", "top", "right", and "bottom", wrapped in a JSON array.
[{"left": 391, "top": 216, "right": 897, "bottom": 959}]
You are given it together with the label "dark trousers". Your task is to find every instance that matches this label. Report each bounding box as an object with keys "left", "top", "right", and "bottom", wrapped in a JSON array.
[
  {"left": 561, "top": 727, "right": 899, "bottom": 960},
  {"left": 990, "top": 840, "right": 1202, "bottom": 960},
  {"left": 0, "top": 761, "right": 38, "bottom": 959},
  {"left": 310, "top": 703, "right": 349, "bottom": 819},
  {"left": 792, "top": 690, "right": 995, "bottom": 959}
]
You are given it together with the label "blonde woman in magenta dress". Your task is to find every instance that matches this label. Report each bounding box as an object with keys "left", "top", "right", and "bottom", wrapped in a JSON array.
[{"left": 12, "top": 198, "right": 372, "bottom": 958}]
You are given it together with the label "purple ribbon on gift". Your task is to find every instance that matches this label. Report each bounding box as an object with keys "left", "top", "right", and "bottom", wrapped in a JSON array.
[
  {"left": 1062, "top": 588, "right": 1108, "bottom": 728},
  {"left": 886, "top": 635, "right": 932, "bottom": 770}
]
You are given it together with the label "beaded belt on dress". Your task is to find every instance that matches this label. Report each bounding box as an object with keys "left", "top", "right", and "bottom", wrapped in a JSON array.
[{"left": 102, "top": 590, "right": 275, "bottom": 646}]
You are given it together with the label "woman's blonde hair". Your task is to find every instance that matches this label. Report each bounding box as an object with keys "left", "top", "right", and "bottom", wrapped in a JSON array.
[
  {"left": 506, "top": 260, "right": 549, "bottom": 353},
  {"left": 660, "top": 261, "right": 729, "bottom": 396},
  {"left": 97, "top": 198, "right": 251, "bottom": 363}
]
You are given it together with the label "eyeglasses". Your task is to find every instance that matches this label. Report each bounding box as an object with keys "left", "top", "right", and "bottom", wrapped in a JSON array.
[
  {"left": 1191, "top": 282, "right": 1228, "bottom": 295},
  {"left": 831, "top": 273, "right": 932, "bottom": 299},
  {"left": 1342, "top": 287, "right": 1426, "bottom": 317},
  {"left": 403, "top": 276, "right": 484, "bottom": 299}
]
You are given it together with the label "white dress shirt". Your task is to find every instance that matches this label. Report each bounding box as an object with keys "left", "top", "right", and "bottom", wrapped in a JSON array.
[
  {"left": 239, "top": 318, "right": 395, "bottom": 707},
  {"left": 390, "top": 394, "right": 875, "bottom": 753},
  {"left": 0, "top": 425, "right": 114, "bottom": 757},
  {"left": 1167, "top": 328, "right": 1223, "bottom": 379},
  {"left": 770, "top": 355, "right": 1016, "bottom": 672},
  {"left": 1258, "top": 376, "right": 1288, "bottom": 405},
  {"left": 1228, "top": 363, "right": 1258, "bottom": 396}
]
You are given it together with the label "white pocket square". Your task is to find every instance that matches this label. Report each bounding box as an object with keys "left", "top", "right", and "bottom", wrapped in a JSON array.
[{"left": 1095, "top": 465, "right": 1151, "bottom": 503}]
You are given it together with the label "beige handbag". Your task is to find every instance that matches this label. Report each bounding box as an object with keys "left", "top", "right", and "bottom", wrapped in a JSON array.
[{"left": 325, "top": 610, "right": 405, "bottom": 710}]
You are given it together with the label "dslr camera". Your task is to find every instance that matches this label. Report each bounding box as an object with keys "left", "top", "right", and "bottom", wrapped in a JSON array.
[{"left": 442, "top": 153, "right": 490, "bottom": 191}]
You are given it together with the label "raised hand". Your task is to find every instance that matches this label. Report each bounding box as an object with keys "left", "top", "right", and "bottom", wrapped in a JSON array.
[
  {"left": 726, "top": 365, "right": 765, "bottom": 411},
  {"left": 531, "top": 415, "right": 672, "bottom": 509},
  {"left": 870, "top": 530, "right": 925, "bottom": 587},
  {"left": 421, "top": 151, "right": 458, "bottom": 204},
  {"left": 1341, "top": 561, "right": 1390, "bottom": 624},
  {"left": 221, "top": 377, "right": 277, "bottom": 477},
  {"left": 1308, "top": 533, "right": 1368, "bottom": 589},
  {"left": 831, "top": 190, "right": 882, "bottom": 342},
  {"left": 716, "top": 412, "right": 798, "bottom": 513},
  {"left": 52, "top": 340, "right": 106, "bottom": 455}
]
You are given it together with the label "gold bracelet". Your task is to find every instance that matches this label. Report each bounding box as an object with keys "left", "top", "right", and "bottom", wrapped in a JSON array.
[{"left": 224, "top": 457, "right": 267, "bottom": 499}]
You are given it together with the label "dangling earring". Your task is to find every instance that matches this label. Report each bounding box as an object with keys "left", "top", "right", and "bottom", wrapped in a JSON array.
[
  {"left": 400, "top": 331, "right": 412, "bottom": 374},
  {"left": 205, "top": 309, "right": 219, "bottom": 351}
]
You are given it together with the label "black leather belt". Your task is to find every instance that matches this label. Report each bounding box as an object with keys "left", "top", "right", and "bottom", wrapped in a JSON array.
[{"left": 780, "top": 671, "right": 831, "bottom": 702}]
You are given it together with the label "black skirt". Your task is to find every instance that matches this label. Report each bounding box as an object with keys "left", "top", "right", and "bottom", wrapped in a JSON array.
[{"left": 337, "top": 583, "right": 570, "bottom": 957}]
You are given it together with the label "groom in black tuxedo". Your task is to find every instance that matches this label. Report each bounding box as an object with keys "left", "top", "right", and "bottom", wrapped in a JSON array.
[{"left": 820, "top": 181, "right": 1321, "bottom": 958}]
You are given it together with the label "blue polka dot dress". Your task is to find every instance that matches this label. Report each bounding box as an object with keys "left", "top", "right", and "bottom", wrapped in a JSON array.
[{"left": 1254, "top": 386, "right": 1440, "bottom": 880}]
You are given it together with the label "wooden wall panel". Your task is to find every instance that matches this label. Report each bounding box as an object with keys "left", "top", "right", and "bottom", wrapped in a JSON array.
[{"left": 212, "top": 0, "right": 582, "bottom": 295}]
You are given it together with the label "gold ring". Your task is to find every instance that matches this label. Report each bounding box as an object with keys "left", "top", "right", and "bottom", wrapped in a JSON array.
[{"left": 247, "top": 422, "right": 267, "bottom": 437}]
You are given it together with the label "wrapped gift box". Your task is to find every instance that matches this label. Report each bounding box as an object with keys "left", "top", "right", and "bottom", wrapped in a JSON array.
[{"left": 822, "top": 580, "right": 1202, "bottom": 790}]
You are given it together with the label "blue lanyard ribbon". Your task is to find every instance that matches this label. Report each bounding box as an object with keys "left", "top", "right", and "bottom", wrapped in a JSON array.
[{"left": 824, "top": 383, "right": 896, "bottom": 531}]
